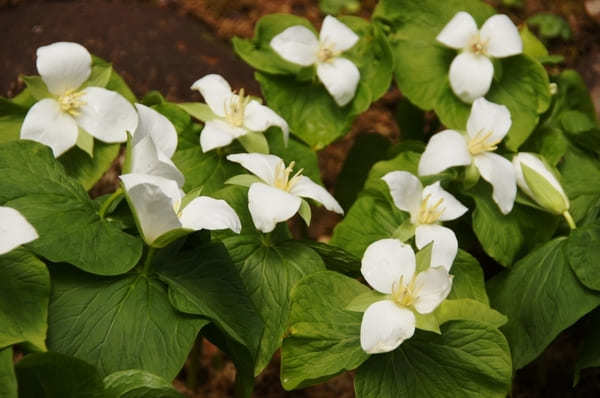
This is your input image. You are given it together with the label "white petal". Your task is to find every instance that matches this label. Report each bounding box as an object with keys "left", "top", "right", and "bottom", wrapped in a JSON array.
[
  {"left": 513, "top": 152, "right": 567, "bottom": 202},
  {"left": 190, "top": 74, "right": 233, "bottom": 117},
  {"left": 361, "top": 239, "right": 416, "bottom": 294},
  {"left": 466, "top": 97, "right": 511, "bottom": 143},
  {"left": 20, "top": 98, "right": 78, "bottom": 157},
  {"left": 0, "top": 207, "right": 39, "bottom": 255},
  {"left": 201, "top": 119, "right": 245, "bottom": 152},
  {"left": 179, "top": 196, "right": 241, "bottom": 234},
  {"left": 480, "top": 15, "right": 523, "bottom": 58},
  {"left": 243, "top": 100, "right": 289, "bottom": 144},
  {"left": 415, "top": 224, "right": 458, "bottom": 272},
  {"left": 131, "top": 136, "right": 185, "bottom": 187},
  {"left": 247, "top": 182, "right": 302, "bottom": 233},
  {"left": 270, "top": 25, "right": 320, "bottom": 66},
  {"left": 133, "top": 103, "right": 178, "bottom": 158},
  {"left": 316, "top": 57, "right": 360, "bottom": 106},
  {"left": 382, "top": 171, "right": 423, "bottom": 218},
  {"left": 436, "top": 11, "right": 479, "bottom": 50},
  {"left": 319, "top": 15, "right": 359, "bottom": 53},
  {"left": 226, "top": 153, "right": 283, "bottom": 186},
  {"left": 120, "top": 173, "right": 183, "bottom": 205},
  {"left": 414, "top": 267, "right": 453, "bottom": 314},
  {"left": 36, "top": 42, "right": 91, "bottom": 95},
  {"left": 418, "top": 130, "right": 471, "bottom": 176},
  {"left": 288, "top": 176, "right": 343, "bottom": 214},
  {"left": 421, "top": 181, "right": 468, "bottom": 222},
  {"left": 76, "top": 87, "right": 138, "bottom": 143},
  {"left": 448, "top": 52, "right": 494, "bottom": 103},
  {"left": 360, "top": 300, "right": 416, "bottom": 354},
  {"left": 474, "top": 152, "right": 517, "bottom": 214}
]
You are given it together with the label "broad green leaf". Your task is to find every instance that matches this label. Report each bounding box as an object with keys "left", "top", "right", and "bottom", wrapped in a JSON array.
[
  {"left": 560, "top": 110, "right": 600, "bottom": 155},
  {"left": 22, "top": 76, "right": 51, "bottom": 100},
  {"left": 83, "top": 56, "right": 113, "bottom": 89},
  {"left": 267, "top": 128, "right": 322, "bottom": 184},
  {"left": 345, "top": 290, "right": 387, "bottom": 312},
  {"left": 47, "top": 267, "right": 207, "bottom": 380},
  {"left": 0, "top": 249, "right": 49, "bottom": 351},
  {"left": 105, "top": 67, "right": 136, "bottom": 103},
  {"left": 434, "top": 299, "right": 507, "bottom": 328},
  {"left": 305, "top": 241, "right": 361, "bottom": 277},
  {"left": 238, "top": 132, "right": 269, "bottom": 154},
  {"left": 59, "top": 141, "right": 121, "bottom": 191},
  {"left": 560, "top": 147, "right": 600, "bottom": 222},
  {"left": 520, "top": 25, "right": 550, "bottom": 61},
  {"left": 225, "top": 174, "right": 262, "bottom": 187},
  {"left": 354, "top": 321, "right": 512, "bottom": 398},
  {"left": 414, "top": 312, "right": 441, "bottom": 334},
  {"left": 527, "top": 13, "right": 572, "bottom": 40},
  {"left": 104, "top": 369, "right": 184, "bottom": 398},
  {"left": 488, "top": 238, "right": 600, "bottom": 369},
  {"left": 566, "top": 223, "right": 600, "bottom": 291},
  {"left": 281, "top": 271, "right": 370, "bottom": 390},
  {"left": 448, "top": 250, "right": 489, "bottom": 305},
  {"left": 0, "top": 97, "right": 28, "bottom": 144},
  {"left": 0, "top": 141, "right": 142, "bottom": 275},
  {"left": 0, "top": 347, "right": 17, "bottom": 398},
  {"left": 74, "top": 128, "right": 95, "bottom": 158},
  {"left": 177, "top": 102, "right": 216, "bottom": 122}
]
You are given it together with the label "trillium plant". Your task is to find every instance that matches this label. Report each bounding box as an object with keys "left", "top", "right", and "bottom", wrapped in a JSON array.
[{"left": 2, "top": 0, "right": 600, "bottom": 397}]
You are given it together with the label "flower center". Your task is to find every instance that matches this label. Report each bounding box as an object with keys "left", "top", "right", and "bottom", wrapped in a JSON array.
[
  {"left": 467, "top": 130, "right": 501, "bottom": 155},
  {"left": 391, "top": 275, "right": 421, "bottom": 308},
  {"left": 273, "top": 161, "right": 304, "bottom": 192},
  {"left": 417, "top": 193, "right": 445, "bottom": 225},
  {"left": 467, "top": 33, "right": 489, "bottom": 56},
  {"left": 317, "top": 42, "right": 337, "bottom": 63},
  {"left": 224, "top": 88, "right": 251, "bottom": 128},
  {"left": 58, "top": 89, "right": 85, "bottom": 116}
]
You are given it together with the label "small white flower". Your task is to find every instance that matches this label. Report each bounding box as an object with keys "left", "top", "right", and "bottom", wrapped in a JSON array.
[
  {"left": 383, "top": 171, "right": 467, "bottom": 270},
  {"left": 191, "top": 74, "right": 289, "bottom": 152},
  {"left": 120, "top": 174, "right": 241, "bottom": 247},
  {"left": 360, "top": 239, "right": 452, "bottom": 354},
  {"left": 270, "top": 15, "right": 360, "bottom": 106},
  {"left": 419, "top": 98, "right": 517, "bottom": 215},
  {"left": 20, "top": 42, "right": 138, "bottom": 157},
  {"left": 437, "top": 12, "right": 522, "bottom": 103},
  {"left": 226, "top": 153, "right": 343, "bottom": 233},
  {"left": 0, "top": 206, "right": 39, "bottom": 255}
]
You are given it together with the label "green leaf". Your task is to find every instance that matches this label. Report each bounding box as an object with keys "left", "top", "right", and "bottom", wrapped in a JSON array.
[
  {"left": 434, "top": 299, "right": 507, "bottom": 328},
  {"left": 560, "top": 110, "right": 600, "bottom": 154},
  {"left": 560, "top": 147, "right": 600, "bottom": 222},
  {"left": 527, "top": 13, "right": 572, "bottom": 40},
  {"left": 0, "top": 141, "right": 142, "bottom": 275},
  {"left": 177, "top": 102, "right": 216, "bottom": 122},
  {"left": 303, "top": 241, "right": 361, "bottom": 277},
  {"left": 0, "top": 249, "right": 49, "bottom": 351},
  {"left": 345, "top": 289, "right": 387, "bottom": 312},
  {"left": 75, "top": 128, "right": 95, "bottom": 158},
  {"left": 83, "top": 56, "right": 113, "bottom": 89},
  {"left": 574, "top": 309, "right": 600, "bottom": 386},
  {"left": 104, "top": 369, "right": 185, "bottom": 398},
  {"left": 354, "top": 321, "right": 512, "bottom": 398},
  {"left": 448, "top": 250, "right": 489, "bottom": 305},
  {"left": 566, "top": 223, "right": 600, "bottom": 291},
  {"left": 415, "top": 242, "right": 433, "bottom": 273},
  {"left": 267, "top": 129, "right": 322, "bottom": 184},
  {"left": 0, "top": 97, "right": 28, "bottom": 144},
  {"left": 105, "top": 68, "right": 136, "bottom": 103},
  {"left": 238, "top": 131, "right": 269, "bottom": 154},
  {"left": 488, "top": 238, "right": 600, "bottom": 369},
  {"left": 47, "top": 267, "right": 207, "bottom": 380},
  {"left": 281, "top": 271, "right": 370, "bottom": 390},
  {"left": 520, "top": 25, "right": 550, "bottom": 61},
  {"left": 298, "top": 199, "right": 312, "bottom": 226},
  {"left": 319, "top": 0, "right": 360, "bottom": 14},
  {"left": 22, "top": 76, "right": 51, "bottom": 100},
  {"left": 225, "top": 174, "right": 263, "bottom": 187},
  {"left": 0, "top": 347, "right": 17, "bottom": 398},
  {"left": 59, "top": 141, "right": 121, "bottom": 191}
]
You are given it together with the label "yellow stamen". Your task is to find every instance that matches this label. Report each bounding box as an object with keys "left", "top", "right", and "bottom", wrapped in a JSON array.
[
  {"left": 391, "top": 274, "right": 421, "bottom": 308},
  {"left": 224, "top": 88, "right": 251, "bottom": 127},
  {"left": 317, "top": 42, "right": 338, "bottom": 63},
  {"left": 467, "top": 130, "right": 501, "bottom": 155},
  {"left": 273, "top": 160, "right": 304, "bottom": 192},
  {"left": 57, "top": 89, "right": 86, "bottom": 116},
  {"left": 467, "top": 33, "right": 490, "bottom": 56},
  {"left": 417, "top": 193, "right": 446, "bottom": 225}
]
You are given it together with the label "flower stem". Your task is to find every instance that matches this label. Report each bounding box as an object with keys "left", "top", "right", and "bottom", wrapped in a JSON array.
[
  {"left": 98, "top": 188, "right": 123, "bottom": 219},
  {"left": 142, "top": 247, "right": 157, "bottom": 275},
  {"left": 562, "top": 211, "right": 576, "bottom": 230}
]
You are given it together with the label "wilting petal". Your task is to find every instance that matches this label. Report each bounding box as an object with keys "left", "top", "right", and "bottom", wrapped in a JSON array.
[
  {"left": 415, "top": 224, "right": 458, "bottom": 272},
  {"left": 513, "top": 152, "right": 567, "bottom": 202},
  {"left": 270, "top": 25, "right": 320, "bottom": 66},
  {"left": 319, "top": 15, "right": 359, "bottom": 53},
  {"left": 474, "top": 152, "right": 517, "bottom": 214},
  {"left": 120, "top": 173, "right": 183, "bottom": 205},
  {"left": 190, "top": 74, "right": 233, "bottom": 117},
  {"left": 414, "top": 267, "right": 453, "bottom": 314},
  {"left": 131, "top": 136, "right": 184, "bottom": 186},
  {"left": 133, "top": 103, "right": 178, "bottom": 158},
  {"left": 244, "top": 100, "right": 289, "bottom": 144},
  {"left": 289, "top": 176, "right": 343, "bottom": 214},
  {"left": 36, "top": 42, "right": 91, "bottom": 95},
  {"left": 418, "top": 130, "right": 471, "bottom": 176},
  {"left": 179, "top": 196, "right": 241, "bottom": 233},
  {"left": 201, "top": 119, "right": 246, "bottom": 152},
  {"left": 248, "top": 182, "right": 302, "bottom": 233},
  {"left": 480, "top": 15, "right": 522, "bottom": 58},
  {"left": 421, "top": 181, "right": 468, "bottom": 222},
  {"left": 466, "top": 97, "right": 511, "bottom": 143},
  {"left": 316, "top": 57, "right": 360, "bottom": 106},
  {"left": 436, "top": 11, "right": 478, "bottom": 50},
  {"left": 20, "top": 98, "right": 78, "bottom": 157},
  {"left": 0, "top": 207, "right": 39, "bottom": 255},
  {"left": 227, "top": 153, "right": 283, "bottom": 185},
  {"left": 360, "top": 300, "right": 416, "bottom": 354},
  {"left": 361, "top": 239, "right": 416, "bottom": 294},
  {"left": 382, "top": 171, "right": 423, "bottom": 219},
  {"left": 76, "top": 87, "right": 137, "bottom": 143},
  {"left": 448, "top": 52, "right": 494, "bottom": 103}
]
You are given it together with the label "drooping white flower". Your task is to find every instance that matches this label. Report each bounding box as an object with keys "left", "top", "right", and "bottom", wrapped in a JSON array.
[
  {"left": 360, "top": 239, "right": 452, "bottom": 354},
  {"left": 383, "top": 171, "right": 467, "bottom": 270},
  {"left": 226, "top": 153, "right": 343, "bottom": 233},
  {"left": 20, "top": 42, "right": 138, "bottom": 157},
  {"left": 120, "top": 174, "right": 241, "bottom": 247},
  {"left": 419, "top": 97, "right": 517, "bottom": 215},
  {"left": 437, "top": 12, "right": 522, "bottom": 103},
  {"left": 270, "top": 15, "right": 360, "bottom": 106},
  {"left": 191, "top": 74, "right": 289, "bottom": 152},
  {"left": 0, "top": 206, "right": 39, "bottom": 255}
]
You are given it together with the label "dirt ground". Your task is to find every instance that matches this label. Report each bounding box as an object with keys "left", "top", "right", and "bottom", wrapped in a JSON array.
[{"left": 1, "top": 0, "right": 600, "bottom": 396}]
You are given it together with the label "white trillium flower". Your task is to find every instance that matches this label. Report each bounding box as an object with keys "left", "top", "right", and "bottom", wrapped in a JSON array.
[
  {"left": 191, "top": 74, "right": 289, "bottom": 152},
  {"left": 120, "top": 174, "right": 241, "bottom": 247},
  {"left": 418, "top": 98, "right": 517, "bottom": 215},
  {"left": 226, "top": 153, "right": 343, "bottom": 233},
  {"left": 0, "top": 206, "right": 39, "bottom": 255},
  {"left": 360, "top": 239, "right": 453, "bottom": 354},
  {"left": 382, "top": 171, "right": 468, "bottom": 270},
  {"left": 437, "top": 11, "right": 523, "bottom": 103},
  {"left": 270, "top": 15, "right": 360, "bottom": 106},
  {"left": 20, "top": 42, "right": 138, "bottom": 157}
]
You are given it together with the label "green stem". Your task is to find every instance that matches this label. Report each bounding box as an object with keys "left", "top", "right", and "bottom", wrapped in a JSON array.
[
  {"left": 98, "top": 188, "right": 123, "bottom": 219},
  {"left": 142, "top": 247, "right": 157, "bottom": 275},
  {"left": 563, "top": 211, "right": 576, "bottom": 230}
]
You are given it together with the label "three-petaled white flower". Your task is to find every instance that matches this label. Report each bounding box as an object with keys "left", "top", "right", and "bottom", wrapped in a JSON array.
[
  {"left": 120, "top": 174, "right": 241, "bottom": 247},
  {"left": 437, "top": 12, "right": 522, "bottom": 103},
  {"left": 20, "top": 42, "right": 138, "bottom": 157},
  {"left": 226, "top": 153, "right": 343, "bottom": 233},
  {"left": 191, "top": 74, "right": 289, "bottom": 152},
  {"left": 383, "top": 171, "right": 467, "bottom": 270},
  {"left": 360, "top": 239, "right": 453, "bottom": 354},
  {"left": 419, "top": 97, "right": 517, "bottom": 215},
  {"left": 0, "top": 206, "right": 39, "bottom": 255},
  {"left": 270, "top": 15, "right": 360, "bottom": 106}
]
